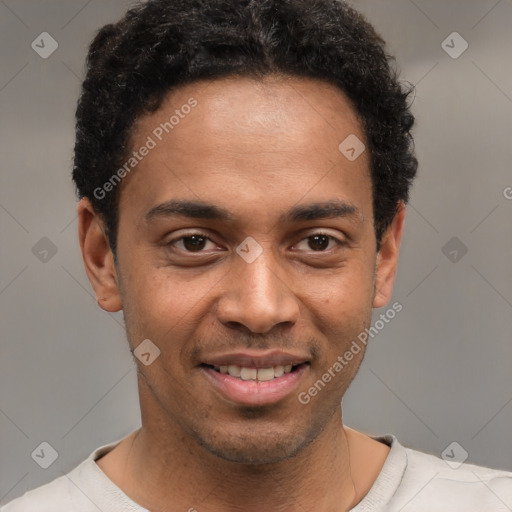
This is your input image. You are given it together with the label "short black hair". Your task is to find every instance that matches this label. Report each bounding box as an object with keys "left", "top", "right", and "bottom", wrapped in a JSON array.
[{"left": 72, "top": 0, "right": 417, "bottom": 257}]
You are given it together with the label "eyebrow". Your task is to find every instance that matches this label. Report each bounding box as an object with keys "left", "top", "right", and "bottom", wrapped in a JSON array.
[{"left": 144, "top": 199, "right": 360, "bottom": 224}]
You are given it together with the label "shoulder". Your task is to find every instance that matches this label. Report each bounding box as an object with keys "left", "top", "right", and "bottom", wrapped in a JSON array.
[
  {"left": 393, "top": 443, "right": 512, "bottom": 510},
  {"left": 0, "top": 472, "right": 88, "bottom": 512},
  {"left": 0, "top": 435, "right": 130, "bottom": 512}
]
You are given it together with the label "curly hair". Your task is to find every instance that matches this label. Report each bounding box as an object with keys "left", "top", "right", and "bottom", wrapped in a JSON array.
[{"left": 72, "top": 0, "right": 417, "bottom": 257}]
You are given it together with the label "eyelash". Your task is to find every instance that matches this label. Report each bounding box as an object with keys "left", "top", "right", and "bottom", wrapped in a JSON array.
[{"left": 166, "top": 231, "right": 345, "bottom": 253}]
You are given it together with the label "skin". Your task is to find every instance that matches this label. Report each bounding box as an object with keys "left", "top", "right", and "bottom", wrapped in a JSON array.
[{"left": 78, "top": 74, "right": 405, "bottom": 512}]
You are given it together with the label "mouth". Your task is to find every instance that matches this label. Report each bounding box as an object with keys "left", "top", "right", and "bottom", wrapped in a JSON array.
[
  {"left": 200, "top": 362, "right": 308, "bottom": 382},
  {"left": 199, "top": 354, "right": 310, "bottom": 406}
]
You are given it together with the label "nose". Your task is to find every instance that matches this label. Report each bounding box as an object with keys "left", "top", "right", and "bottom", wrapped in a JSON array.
[{"left": 215, "top": 249, "right": 300, "bottom": 334}]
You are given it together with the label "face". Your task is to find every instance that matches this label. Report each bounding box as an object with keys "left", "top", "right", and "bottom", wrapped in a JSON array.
[{"left": 80, "top": 75, "right": 403, "bottom": 464}]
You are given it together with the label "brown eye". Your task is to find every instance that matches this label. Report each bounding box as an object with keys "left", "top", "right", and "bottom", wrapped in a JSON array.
[
  {"left": 295, "top": 233, "right": 343, "bottom": 252},
  {"left": 307, "top": 234, "right": 330, "bottom": 251},
  {"left": 182, "top": 235, "right": 208, "bottom": 252},
  {"left": 167, "top": 232, "right": 217, "bottom": 253}
]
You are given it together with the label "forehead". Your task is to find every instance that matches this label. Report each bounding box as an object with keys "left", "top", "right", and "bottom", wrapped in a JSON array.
[
  {"left": 119, "top": 74, "right": 372, "bottom": 226},
  {"left": 140, "top": 74, "right": 365, "bottom": 144}
]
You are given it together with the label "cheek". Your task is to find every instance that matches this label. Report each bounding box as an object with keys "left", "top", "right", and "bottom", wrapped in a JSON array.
[
  {"left": 306, "top": 261, "right": 375, "bottom": 352},
  {"left": 117, "top": 259, "right": 175, "bottom": 343},
  {"left": 311, "top": 257, "right": 374, "bottom": 313},
  {"left": 121, "top": 266, "right": 217, "bottom": 364}
]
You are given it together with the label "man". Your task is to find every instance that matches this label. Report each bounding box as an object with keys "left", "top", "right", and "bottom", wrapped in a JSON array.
[{"left": 3, "top": 0, "right": 511, "bottom": 510}]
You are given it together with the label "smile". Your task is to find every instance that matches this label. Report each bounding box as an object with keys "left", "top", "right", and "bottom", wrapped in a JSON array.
[
  {"left": 200, "top": 363, "right": 310, "bottom": 406},
  {"left": 210, "top": 364, "right": 296, "bottom": 381}
]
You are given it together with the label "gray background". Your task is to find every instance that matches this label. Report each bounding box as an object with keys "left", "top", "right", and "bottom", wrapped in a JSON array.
[{"left": 1, "top": 0, "right": 511, "bottom": 505}]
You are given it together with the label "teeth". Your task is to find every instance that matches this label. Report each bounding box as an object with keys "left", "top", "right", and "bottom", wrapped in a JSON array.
[
  {"left": 240, "top": 367, "right": 257, "bottom": 380},
  {"left": 257, "top": 368, "right": 275, "bottom": 381},
  {"left": 212, "top": 364, "right": 296, "bottom": 380},
  {"left": 228, "top": 365, "right": 241, "bottom": 377},
  {"left": 273, "top": 365, "right": 284, "bottom": 378}
]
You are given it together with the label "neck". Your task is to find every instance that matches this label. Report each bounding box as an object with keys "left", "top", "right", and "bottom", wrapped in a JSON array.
[{"left": 116, "top": 412, "right": 361, "bottom": 512}]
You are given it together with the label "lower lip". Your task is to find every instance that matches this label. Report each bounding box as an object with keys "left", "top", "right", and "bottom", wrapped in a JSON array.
[{"left": 201, "top": 365, "right": 309, "bottom": 406}]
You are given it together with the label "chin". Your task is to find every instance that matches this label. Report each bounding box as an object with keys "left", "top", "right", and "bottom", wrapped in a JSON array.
[
  {"left": 201, "top": 438, "right": 306, "bottom": 465},
  {"left": 193, "top": 422, "right": 320, "bottom": 465}
]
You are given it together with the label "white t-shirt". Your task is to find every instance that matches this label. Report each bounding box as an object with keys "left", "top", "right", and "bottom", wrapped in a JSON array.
[{"left": 2, "top": 431, "right": 511, "bottom": 511}]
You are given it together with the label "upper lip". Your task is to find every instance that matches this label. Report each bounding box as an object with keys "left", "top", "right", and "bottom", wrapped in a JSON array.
[{"left": 201, "top": 350, "right": 310, "bottom": 369}]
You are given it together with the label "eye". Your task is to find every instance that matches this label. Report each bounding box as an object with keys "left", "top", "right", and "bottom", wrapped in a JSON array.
[
  {"left": 294, "top": 233, "right": 345, "bottom": 252},
  {"left": 166, "top": 231, "right": 345, "bottom": 254},
  {"left": 167, "top": 232, "right": 219, "bottom": 253}
]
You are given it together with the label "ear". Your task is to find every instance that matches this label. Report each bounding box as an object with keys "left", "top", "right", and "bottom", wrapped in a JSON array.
[
  {"left": 372, "top": 202, "right": 406, "bottom": 308},
  {"left": 77, "top": 198, "right": 123, "bottom": 312}
]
